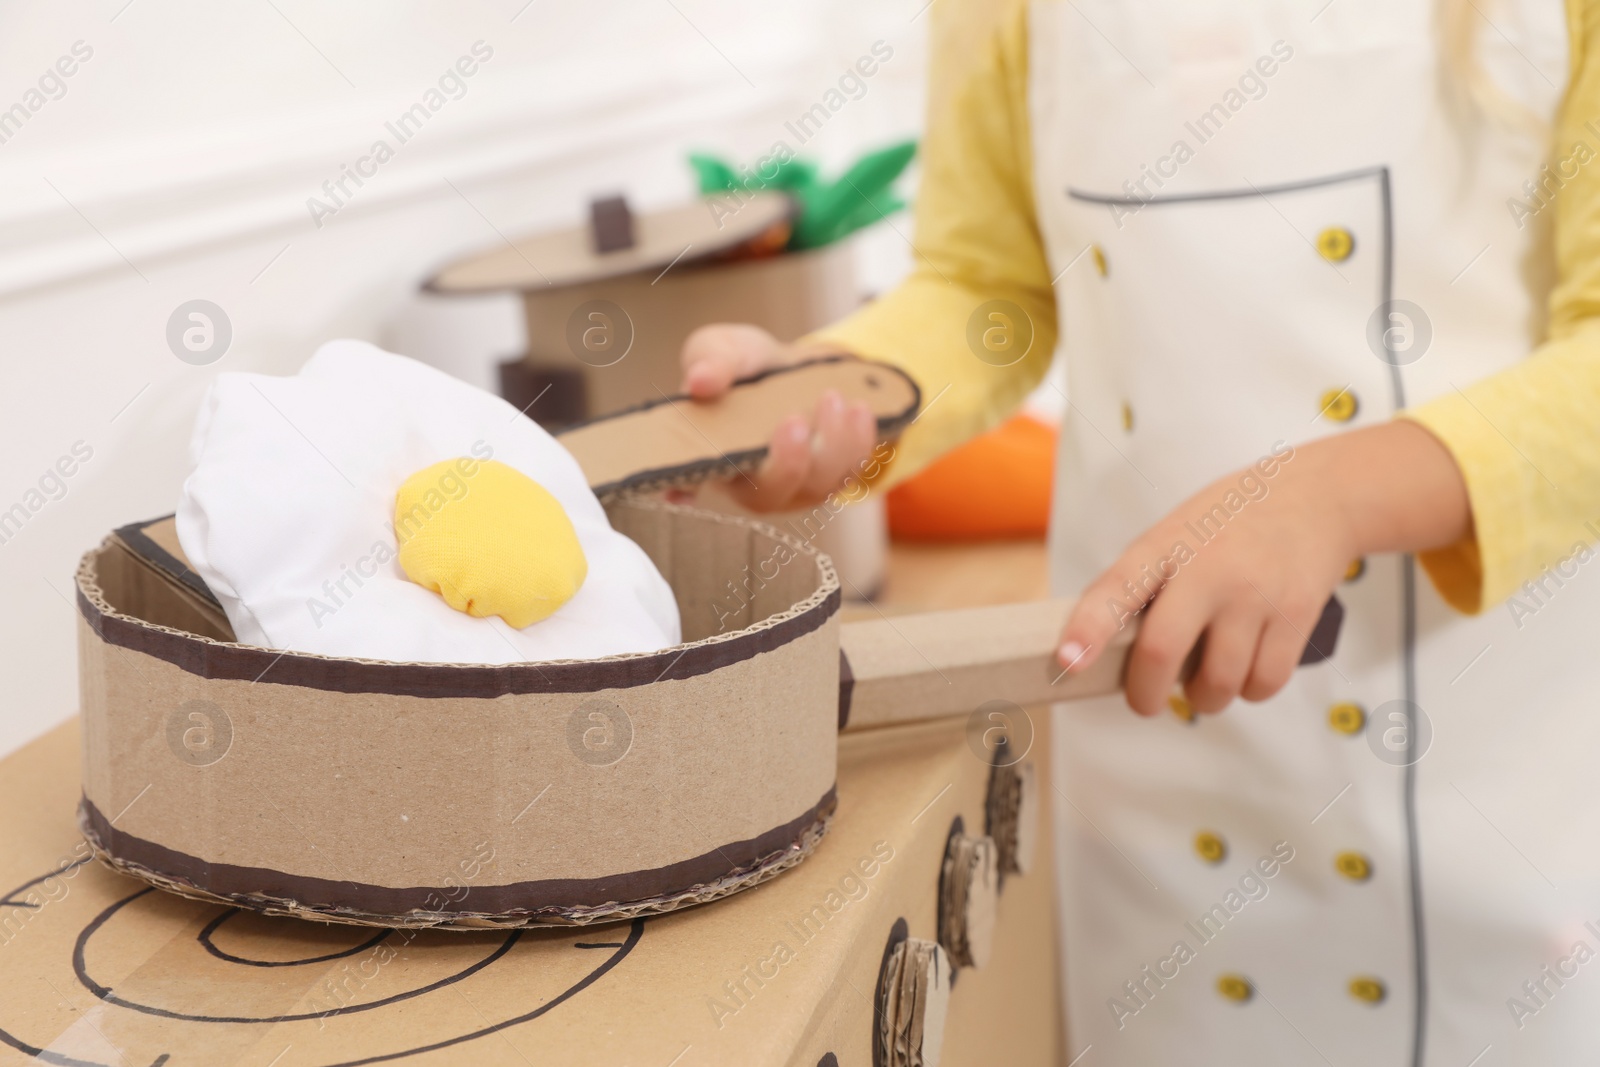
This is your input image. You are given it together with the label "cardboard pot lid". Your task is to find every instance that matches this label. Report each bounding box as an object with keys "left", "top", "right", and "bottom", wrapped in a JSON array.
[{"left": 427, "top": 191, "right": 796, "bottom": 293}]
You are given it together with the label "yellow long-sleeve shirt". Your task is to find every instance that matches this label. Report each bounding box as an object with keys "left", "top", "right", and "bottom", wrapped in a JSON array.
[{"left": 811, "top": 1, "right": 1600, "bottom": 615}]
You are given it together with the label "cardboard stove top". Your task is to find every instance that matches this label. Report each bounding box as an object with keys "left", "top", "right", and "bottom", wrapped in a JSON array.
[{"left": 0, "top": 711, "right": 1060, "bottom": 1066}]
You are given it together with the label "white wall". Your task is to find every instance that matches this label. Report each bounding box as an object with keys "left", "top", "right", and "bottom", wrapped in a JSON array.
[{"left": 0, "top": 0, "right": 927, "bottom": 757}]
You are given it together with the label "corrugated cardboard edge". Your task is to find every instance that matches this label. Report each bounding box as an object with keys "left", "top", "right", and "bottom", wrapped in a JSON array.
[
  {"left": 113, "top": 517, "right": 218, "bottom": 607},
  {"left": 78, "top": 795, "right": 834, "bottom": 930},
  {"left": 563, "top": 356, "right": 922, "bottom": 500},
  {"left": 76, "top": 501, "right": 842, "bottom": 696}
]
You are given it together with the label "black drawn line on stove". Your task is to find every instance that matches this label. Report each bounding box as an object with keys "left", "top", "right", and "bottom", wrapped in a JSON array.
[
  {"left": 0, "top": 1024, "right": 166, "bottom": 1067},
  {"left": 198, "top": 907, "right": 391, "bottom": 967},
  {"left": 74, "top": 888, "right": 520, "bottom": 1023},
  {"left": 320, "top": 917, "right": 643, "bottom": 1067},
  {"left": 1, "top": 874, "right": 643, "bottom": 1067},
  {"left": 0, "top": 863, "right": 149, "bottom": 1067},
  {"left": 0, "top": 857, "right": 93, "bottom": 909},
  {"left": 0, "top": 949, "right": 172, "bottom": 1067}
]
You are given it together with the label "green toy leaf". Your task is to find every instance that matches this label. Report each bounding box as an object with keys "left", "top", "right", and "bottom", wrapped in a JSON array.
[
  {"left": 688, "top": 152, "right": 739, "bottom": 193},
  {"left": 689, "top": 139, "right": 916, "bottom": 249}
]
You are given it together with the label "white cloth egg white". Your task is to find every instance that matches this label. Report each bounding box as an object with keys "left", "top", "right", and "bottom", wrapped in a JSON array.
[{"left": 176, "top": 340, "right": 682, "bottom": 664}]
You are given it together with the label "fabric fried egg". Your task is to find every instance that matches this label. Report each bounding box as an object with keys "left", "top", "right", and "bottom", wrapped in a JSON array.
[{"left": 175, "top": 340, "right": 681, "bottom": 664}]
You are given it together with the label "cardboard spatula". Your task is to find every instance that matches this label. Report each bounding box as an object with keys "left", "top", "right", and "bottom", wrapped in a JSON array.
[{"left": 555, "top": 355, "right": 922, "bottom": 498}]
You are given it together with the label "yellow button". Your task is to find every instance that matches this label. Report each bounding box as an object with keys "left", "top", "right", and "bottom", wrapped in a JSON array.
[
  {"left": 1328, "top": 702, "right": 1366, "bottom": 736},
  {"left": 1345, "top": 558, "right": 1366, "bottom": 582},
  {"left": 1319, "top": 388, "right": 1359, "bottom": 422},
  {"left": 1335, "top": 851, "right": 1372, "bottom": 881},
  {"left": 1194, "top": 831, "right": 1227, "bottom": 864},
  {"left": 1316, "top": 227, "right": 1355, "bottom": 262},
  {"left": 1349, "top": 977, "right": 1386, "bottom": 1003},
  {"left": 1121, "top": 401, "right": 1134, "bottom": 432},
  {"left": 1217, "top": 974, "right": 1253, "bottom": 1002},
  {"left": 1168, "top": 693, "right": 1195, "bottom": 723},
  {"left": 1092, "top": 245, "right": 1108, "bottom": 277}
]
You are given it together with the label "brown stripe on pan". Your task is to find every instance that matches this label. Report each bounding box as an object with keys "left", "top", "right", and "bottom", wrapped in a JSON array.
[{"left": 79, "top": 788, "right": 836, "bottom": 929}]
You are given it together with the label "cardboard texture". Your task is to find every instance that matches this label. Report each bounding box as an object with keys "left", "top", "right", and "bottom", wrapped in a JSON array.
[
  {"left": 937, "top": 833, "right": 997, "bottom": 970},
  {"left": 433, "top": 194, "right": 860, "bottom": 423},
  {"left": 837, "top": 594, "right": 1344, "bottom": 731},
  {"left": 428, "top": 191, "right": 858, "bottom": 423},
  {"left": 693, "top": 474, "right": 893, "bottom": 611},
  {"left": 878, "top": 938, "right": 951, "bottom": 1067},
  {"left": 78, "top": 499, "right": 842, "bottom": 928},
  {"left": 558, "top": 357, "right": 921, "bottom": 498},
  {"left": 987, "top": 759, "right": 1038, "bottom": 878},
  {"left": 103, "top": 522, "right": 231, "bottom": 642},
  {"left": 426, "top": 193, "right": 795, "bottom": 293},
  {"left": 837, "top": 598, "right": 1131, "bottom": 731},
  {"left": 513, "top": 241, "right": 861, "bottom": 420},
  {"left": 2, "top": 711, "right": 1062, "bottom": 1066}
]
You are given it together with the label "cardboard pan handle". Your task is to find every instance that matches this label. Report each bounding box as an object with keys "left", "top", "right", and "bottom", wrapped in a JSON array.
[
  {"left": 555, "top": 356, "right": 922, "bottom": 499},
  {"left": 837, "top": 595, "right": 1344, "bottom": 732}
]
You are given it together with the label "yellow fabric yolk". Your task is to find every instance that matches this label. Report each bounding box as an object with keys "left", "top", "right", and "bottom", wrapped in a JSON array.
[{"left": 394, "top": 458, "right": 587, "bottom": 629}]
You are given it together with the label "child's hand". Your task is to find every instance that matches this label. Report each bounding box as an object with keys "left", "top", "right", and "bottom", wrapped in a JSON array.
[
  {"left": 679, "top": 324, "right": 878, "bottom": 511},
  {"left": 1055, "top": 421, "right": 1472, "bottom": 717}
]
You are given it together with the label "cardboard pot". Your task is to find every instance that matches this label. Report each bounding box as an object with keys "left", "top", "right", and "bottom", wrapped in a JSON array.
[{"left": 427, "top": 192, "right": 848, "bottom": 423}]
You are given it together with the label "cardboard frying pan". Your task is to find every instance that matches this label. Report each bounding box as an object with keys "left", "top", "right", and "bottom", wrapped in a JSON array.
[{"left": 74, "top": 357, "right": 1340, "bottom": 929}]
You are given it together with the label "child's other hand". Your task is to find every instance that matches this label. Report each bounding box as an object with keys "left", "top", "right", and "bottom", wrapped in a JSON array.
[
  {"left": 1054, "top": 421, "right": 1471, "bottom": 717},
  {"left": 679, "top": 324, "right": 877, "bottom": 512}
]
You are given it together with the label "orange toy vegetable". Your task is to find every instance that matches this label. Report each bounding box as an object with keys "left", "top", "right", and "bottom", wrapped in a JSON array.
[{"left": 887, "top": 412, "right": 1056, "bottom": 540}]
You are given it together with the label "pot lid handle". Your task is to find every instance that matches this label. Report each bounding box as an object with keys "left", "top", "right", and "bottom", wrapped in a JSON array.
[{"left": 589, "top": 195, "right": 635, "bottom": 254}]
